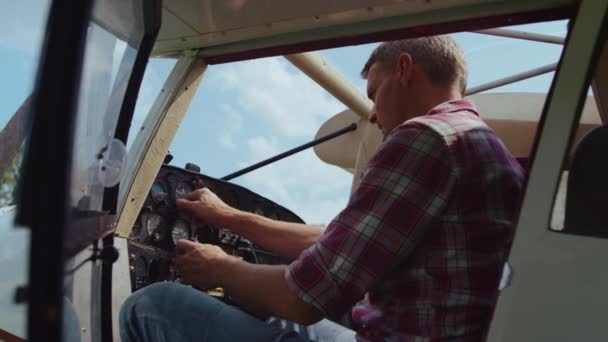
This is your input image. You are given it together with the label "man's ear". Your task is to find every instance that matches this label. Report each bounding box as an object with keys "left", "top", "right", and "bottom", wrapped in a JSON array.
[{"left": 397, "top": 53, "right": 414, "bottom": 86}]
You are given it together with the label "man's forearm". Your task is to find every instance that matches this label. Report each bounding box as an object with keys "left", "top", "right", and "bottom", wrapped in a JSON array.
[
  {"left": 219, "top": 258, "right": 323, "bottom": 325},
  {"left": 222, "top": 209, "right": 324, "bottom": 260}
]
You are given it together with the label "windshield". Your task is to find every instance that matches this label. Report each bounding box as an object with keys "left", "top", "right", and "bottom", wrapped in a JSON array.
[{"left": 71, "top": 0, "right": 144, "bottom": 212}]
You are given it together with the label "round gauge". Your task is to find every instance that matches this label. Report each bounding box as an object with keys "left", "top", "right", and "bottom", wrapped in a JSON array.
[
  {"left": 175, "top": 182, "right": 193, "bottom": 199},
  {"left": 146, "top": 213, "right": 162, "bottom": 237},
  {"left": 151, "top": 181, "right": 166, "bottom": 194},
  {"left": 171, "top": 219, "right": 190, "bottom": 244}
]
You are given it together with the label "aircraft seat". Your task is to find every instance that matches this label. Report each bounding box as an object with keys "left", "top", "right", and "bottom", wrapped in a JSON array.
[{"left": 564, "top": 124, "right": 608, "bottom": 238}]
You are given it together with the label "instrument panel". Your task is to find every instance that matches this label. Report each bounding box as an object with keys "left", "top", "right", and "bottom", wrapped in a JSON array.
[{"left": 127, "top": 164, "right": 305, "bottom": 297}]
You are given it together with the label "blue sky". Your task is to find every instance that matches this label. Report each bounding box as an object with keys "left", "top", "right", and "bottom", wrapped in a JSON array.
[{"left": 0, "top": 0, "right": 566, "bottom": 225}]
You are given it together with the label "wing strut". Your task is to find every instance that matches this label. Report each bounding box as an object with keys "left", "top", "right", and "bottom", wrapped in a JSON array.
[{"left": 221, "top": 123, "right": 357, "bottom": 181}]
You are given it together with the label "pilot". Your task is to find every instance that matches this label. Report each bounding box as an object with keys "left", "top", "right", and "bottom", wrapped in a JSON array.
[{"left": 120, "top": 36, "right": 524, "bottom": 341}]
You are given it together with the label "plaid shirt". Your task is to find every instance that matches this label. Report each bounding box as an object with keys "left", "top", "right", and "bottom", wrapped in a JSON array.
[{"left": 286, "top": 100, "right": 524, "bottom": 341}]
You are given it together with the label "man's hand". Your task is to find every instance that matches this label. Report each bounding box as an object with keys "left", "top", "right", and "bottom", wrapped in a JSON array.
[
  {"left": 177, "top": 186, "right": 324, "bottom": 261},
  {"left": 175, "top": 239, "right": 238, "bottom": 289},
  {"left": 175, "top": 240, "right": 324, "bottom": 325},
  {"left": 176, "top": 188, "right": 235, "bottom": 226}
]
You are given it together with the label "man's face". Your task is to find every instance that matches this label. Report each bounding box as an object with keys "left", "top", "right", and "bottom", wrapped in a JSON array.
[{"left": 366, "top": 62, "right": 407, "bottom": 137}]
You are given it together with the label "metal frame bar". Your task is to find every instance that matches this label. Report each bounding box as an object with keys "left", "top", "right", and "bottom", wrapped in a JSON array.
[
  {"left": 221, "top": 123, "right": 357, "bottom": 181},
  {"left": 115, "top": 51, "right": 207, "bottom": 237},
  {"left": 466, "top": 63, "right": 558, "bottom": 95},
  {"left": 473, "top": 28, "right": 565, "bottom": 44},
  {"left": 487, "top": 0, "right": 608, "bottom": 339}
]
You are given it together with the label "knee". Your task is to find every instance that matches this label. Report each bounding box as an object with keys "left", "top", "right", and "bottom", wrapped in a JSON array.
[
  {"left": 119, "top": 282, "right": 191, "bottom": 340},
  {"left": 119, "top": 282, "right": 226, "bottom": 341},
  {"left": 119, "top": 282, "right": 222, "bottom": 327},
  {"left": 120, "top": 282, "right": 184, "bottom": 322}
]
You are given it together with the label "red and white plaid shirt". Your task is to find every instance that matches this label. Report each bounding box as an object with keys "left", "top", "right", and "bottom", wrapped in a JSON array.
[{"left": 287, "top": 100, "right": 524, "bottom": 341}]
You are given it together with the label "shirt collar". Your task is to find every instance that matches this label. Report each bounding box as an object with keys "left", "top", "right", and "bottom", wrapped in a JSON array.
[
  {"left": 424, "top": 99, "right": 478, "bottom": 116},
  {"left": 384, "top": 99, "right": 479, "bottom": 141}
]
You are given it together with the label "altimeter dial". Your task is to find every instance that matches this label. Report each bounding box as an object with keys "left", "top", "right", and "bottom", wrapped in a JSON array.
[{"left": 171, "top": 219, "right": 190, "bottom": 245}]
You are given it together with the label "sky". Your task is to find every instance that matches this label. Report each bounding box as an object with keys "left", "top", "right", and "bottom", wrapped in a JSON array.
[{"left": 0, "top": 0, "right": 567, "bottom": 336}]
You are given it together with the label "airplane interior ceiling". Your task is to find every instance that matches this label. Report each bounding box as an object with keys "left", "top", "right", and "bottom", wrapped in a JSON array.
[{"left": 151, "top": 0, "right": 573, "bottom": 56}]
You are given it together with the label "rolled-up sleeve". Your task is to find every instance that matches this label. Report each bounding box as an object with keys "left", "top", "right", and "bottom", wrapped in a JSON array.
[{"left": 286, "top": 124, "right": 456, "bottom": 320}]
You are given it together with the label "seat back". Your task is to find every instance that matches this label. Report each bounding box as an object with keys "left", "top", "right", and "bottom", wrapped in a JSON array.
[{"left": 564, "top": 125, "right": 608, "bottom": 237}]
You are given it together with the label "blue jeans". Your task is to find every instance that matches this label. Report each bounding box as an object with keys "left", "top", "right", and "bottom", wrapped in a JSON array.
[{"left": 120, "top": 282, "right": 319, "bottom": 341}]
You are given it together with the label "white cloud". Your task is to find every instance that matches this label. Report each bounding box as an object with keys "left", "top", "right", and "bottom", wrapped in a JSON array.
[
  {"left": 214, "top": 58, "right": 345, "bottom": 137},
  {"left": 221, "top": 104, "right": 243, "bottom": 131},
  {"left": 216, "top": 104, "right": 243, "bottom": 150},
  {"left": 246, "top": 135, "right": 281, "bottom": 157},
  {"left": 238, "top": 136, "right": 352, "bottom": 224},
  {"left": 218, "top": 133, "right": 236, "bottom": 150}
]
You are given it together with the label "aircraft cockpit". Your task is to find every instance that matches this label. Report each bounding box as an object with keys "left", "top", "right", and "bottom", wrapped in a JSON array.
[
  {"left": 127, "top": 162, "right": 300, "bottom": 295},
  {"left": 1, "top": 0, "right": 608, "bottom": 341}
]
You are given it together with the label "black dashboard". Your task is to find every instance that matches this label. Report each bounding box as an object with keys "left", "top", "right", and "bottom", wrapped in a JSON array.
[{"left": 127, "top": 164, "right": 305, "bottom": 299}]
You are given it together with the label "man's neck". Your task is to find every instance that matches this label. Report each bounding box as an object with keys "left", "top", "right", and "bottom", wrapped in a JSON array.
[{"left": 413, "top": 87, "right": 462, "bottom": 118}]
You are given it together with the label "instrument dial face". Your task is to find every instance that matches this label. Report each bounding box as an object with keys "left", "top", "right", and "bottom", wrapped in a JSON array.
[
  {"left": 146, "top": 213, "right": 162, "bottom": 238},
  {"left": 175, "top": 182, "right": 193, "bottom": 199},
  {"left": 172, "top": 219, "right": 190, "bottom": 245},
  {"left": 151, "top": 181, "right": 166, "bottom": 194}
]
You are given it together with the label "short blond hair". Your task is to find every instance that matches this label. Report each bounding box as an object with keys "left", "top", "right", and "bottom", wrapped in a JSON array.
[{"left": 361, "top": 35, "right": 468, "bottom": 95}]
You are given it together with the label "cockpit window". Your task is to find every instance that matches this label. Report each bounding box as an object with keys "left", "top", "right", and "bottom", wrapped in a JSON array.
[{"left": 70, "top": 0, "right": 145, "bottom": 212}]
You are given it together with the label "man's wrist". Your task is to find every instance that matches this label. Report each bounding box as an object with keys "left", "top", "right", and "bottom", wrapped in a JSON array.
[
  {"left": 216, "top": 253, "right": 243, "bottom": 287},
  {"left": 213, "top": 205, "right": 239, "bottom": 226},
  {"left": 220, "top": 207, "right": 252, "bottom": 232}
]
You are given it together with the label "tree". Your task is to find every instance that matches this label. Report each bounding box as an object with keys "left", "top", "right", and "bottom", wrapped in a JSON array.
[
  {"left": 0, "top": 96, "right": 30, "bottom": 207},
  {"left": 0, "top": 146, "right": 22, "bottom": 207}
]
